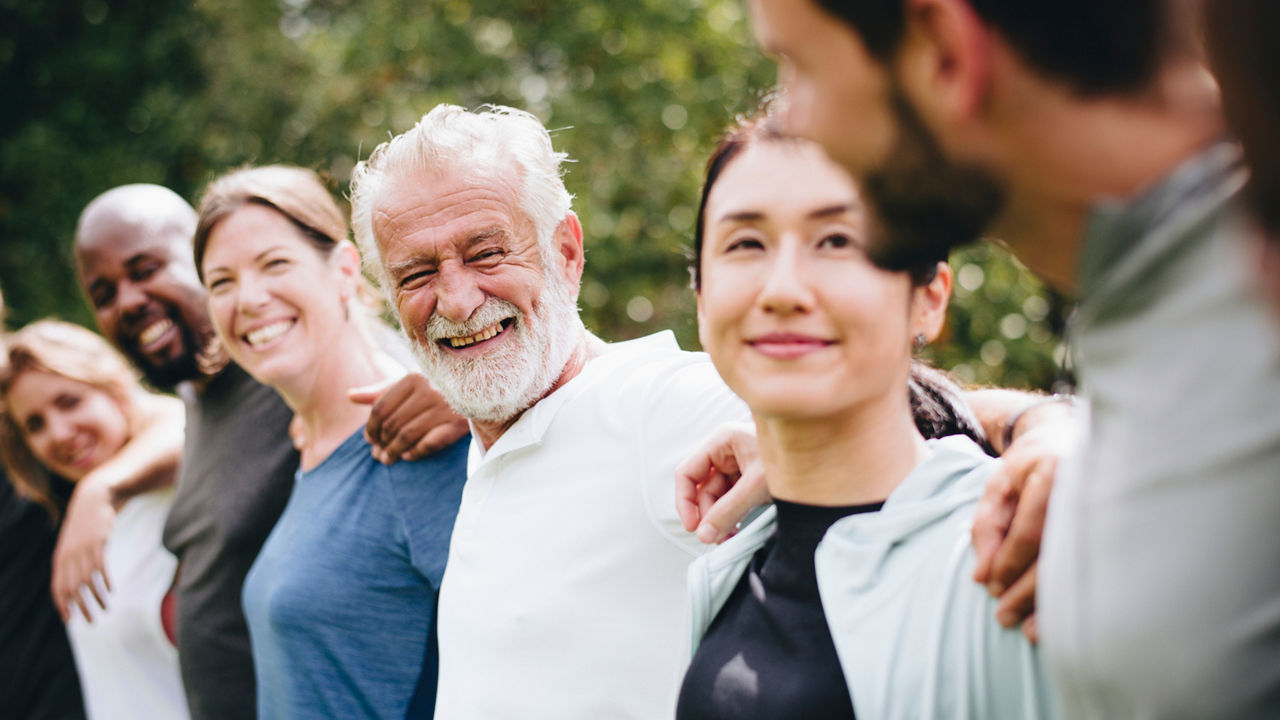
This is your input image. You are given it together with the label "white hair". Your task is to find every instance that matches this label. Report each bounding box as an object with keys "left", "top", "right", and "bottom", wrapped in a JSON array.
[{"left": 349, "top": 104, "right": 574, "bottom": 292}]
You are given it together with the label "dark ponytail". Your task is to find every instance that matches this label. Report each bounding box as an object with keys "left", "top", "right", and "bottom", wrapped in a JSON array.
[{"left": 908, "top": 361, "right": 995, "bottom": 456}]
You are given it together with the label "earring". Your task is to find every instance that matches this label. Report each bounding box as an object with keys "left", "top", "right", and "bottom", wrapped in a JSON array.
[{"left": 913, "top": 333, "right": 927, "bottom": 350}]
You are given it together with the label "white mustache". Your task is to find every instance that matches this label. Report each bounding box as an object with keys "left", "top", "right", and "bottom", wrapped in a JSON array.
[{"left": 424, "top": 298, "right": 521, "bottom": 343}]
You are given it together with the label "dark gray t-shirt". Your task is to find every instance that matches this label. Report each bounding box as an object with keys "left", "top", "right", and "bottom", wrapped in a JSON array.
[{"left": 162, "top": 363, "right": 298, "bottom": 720}]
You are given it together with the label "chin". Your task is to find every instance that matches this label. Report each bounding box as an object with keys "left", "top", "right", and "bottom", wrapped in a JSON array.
[{"left": 738, "top": 386, "right": 841, "bottom": 422}]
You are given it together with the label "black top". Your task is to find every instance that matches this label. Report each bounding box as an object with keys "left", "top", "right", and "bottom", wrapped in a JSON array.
[
  {"left": 162, "top": 364, "right": 299, "bottom": 720},
  {"left": 677, "top": 498, "right": 884, "bottom": 720},
  {"left": 0, "top": 470, "right": 87, "bottom": 719}
]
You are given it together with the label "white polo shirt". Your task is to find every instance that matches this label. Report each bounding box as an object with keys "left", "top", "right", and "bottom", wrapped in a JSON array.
[{"left": 433, "top": 331, "right": 750, "bottom": 719}]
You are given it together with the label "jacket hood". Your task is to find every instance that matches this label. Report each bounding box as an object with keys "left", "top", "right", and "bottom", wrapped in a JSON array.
[{"left": 817, "top": 435, "right": 994, "bottom": 594}]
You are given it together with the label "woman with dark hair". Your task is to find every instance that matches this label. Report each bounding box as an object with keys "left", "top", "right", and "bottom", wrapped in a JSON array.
[
  {"left": 677, "top": 118, "right": 1055, "bottom": 719},
  {"left": 193, "top": 165, "right": 467, "bottom": 720},
  {"left": 0, "top": 320, "right": 188, "bottom": 719}
]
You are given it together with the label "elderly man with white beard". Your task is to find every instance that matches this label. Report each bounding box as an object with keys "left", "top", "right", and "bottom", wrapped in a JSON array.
[{"left": 349, "top": 104, "right": 752, "bottom": 719}]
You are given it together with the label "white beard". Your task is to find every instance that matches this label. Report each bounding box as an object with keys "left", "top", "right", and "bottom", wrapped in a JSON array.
[{"left": 408, "top": 271, "right": 584, "bottom": 424}]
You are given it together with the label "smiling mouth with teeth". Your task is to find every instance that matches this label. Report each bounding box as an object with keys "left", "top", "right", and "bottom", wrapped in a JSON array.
[
  {"left": 244, "top": 320, "right": 295, "bottom": 349},
  {"left": 138, "top": 318, "right": 174, "bottom": 347},
  {"left": 443, "top": 320, "right": 510, "bottom": 349}
]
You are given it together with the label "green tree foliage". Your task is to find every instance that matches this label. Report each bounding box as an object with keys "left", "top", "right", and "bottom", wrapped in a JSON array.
[{"left": 0, "top": 0, "right": 1065, "bottom": 390}]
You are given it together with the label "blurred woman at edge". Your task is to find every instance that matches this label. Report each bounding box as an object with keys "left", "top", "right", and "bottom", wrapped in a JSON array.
[{"left": 0, "top": 319, "right": 188, "bottom": 719}]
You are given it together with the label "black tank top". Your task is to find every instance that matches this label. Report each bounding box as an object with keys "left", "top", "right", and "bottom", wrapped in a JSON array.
[{"left": 677, "top": 498, "right": 884, "bottom": 720}]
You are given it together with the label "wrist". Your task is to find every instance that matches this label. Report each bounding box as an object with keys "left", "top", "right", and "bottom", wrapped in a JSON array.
[
  {"left": 78, "top": 471, "right": 123, "bottom": 508},
  {"left": 1000, "top": 393, "right": 1078, "bottom": 454}
]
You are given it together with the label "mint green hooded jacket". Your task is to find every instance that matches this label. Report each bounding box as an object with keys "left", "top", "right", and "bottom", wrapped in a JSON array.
[{"left": 686, "top": 436, "right": 1059, "bottom": 719}]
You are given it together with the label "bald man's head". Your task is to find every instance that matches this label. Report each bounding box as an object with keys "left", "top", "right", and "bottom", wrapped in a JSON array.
[{"left": 75, "top": 184, "right": 216, "bottom": 388}]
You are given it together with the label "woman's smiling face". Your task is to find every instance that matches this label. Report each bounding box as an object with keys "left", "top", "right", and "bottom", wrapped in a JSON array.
[
  {"left": 697, "top": 140, "right": 944, "bottom": 421},
  {"left": 6, "top": 369, "right": 130, "bottom": 482},
  {"left": 201, "top": 203, "right": 355, "bottom": 392}
]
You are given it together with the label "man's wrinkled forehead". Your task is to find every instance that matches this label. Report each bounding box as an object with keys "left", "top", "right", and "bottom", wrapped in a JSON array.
[{"left": 373, "top": 161, "right": 523, "bottom": 231}]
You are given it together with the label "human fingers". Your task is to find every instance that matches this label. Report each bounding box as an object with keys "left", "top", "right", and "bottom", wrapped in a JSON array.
[
  {"left": 696, "top": 461, "right": 768, "bottom": 544},
  {"left": 402, "top": 419, "right": 471, "bottom": 461},
  {"left": 1022, "top": 613, "right": 1039, "bottom": 644},
  {"left": 51, "top": 547, "right": 91, "bottom": 618},
  {"left": 696, "top": 472, "right": 732, "bottom": 521},
  {"left": 347, "top": 378, "right": 395, "bottom": 406},
  {"left": 52, "top": 577, "right": 72, "bottom": 623},
  {"left": 379, "top": 406, "right": 466, "bottom": 462},
  {"left": 83, "top": 573, "right": 108, "bottom": 617},
  {"left": 986, "top": 460, "right": 1054, "bottom": 594},
  {"left": 675, "top": 462, "right": 713, "bottom": 533},
  {"left": 971, "top": 463, "right": 1017, "bottom": 586},
  {"left": 995, "top": 561, "right": 1037, "bottom": 629},
  {"left": 357, "top": 379, "right": 408, "bottom": 448},
  {"left": 675, "top": 427, "right": 748, "bottom": 532},
  {"left": 91, "top": 541, "right": 111, "bottom": 595},
  {"left": 368, "top": 375, "right": 455, "bottom": 456}
]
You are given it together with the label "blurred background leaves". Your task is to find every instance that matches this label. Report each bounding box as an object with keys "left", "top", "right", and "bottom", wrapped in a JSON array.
[{"left": 0, "top": 0, "right": 1067, "bottom": 390}]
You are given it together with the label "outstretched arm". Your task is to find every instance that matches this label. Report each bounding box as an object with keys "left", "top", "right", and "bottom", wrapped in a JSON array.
[{"left": 53, "top": 392, "right": 184, "bottom": 622}]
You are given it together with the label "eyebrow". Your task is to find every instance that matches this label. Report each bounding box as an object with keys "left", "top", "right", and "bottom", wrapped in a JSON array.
[
  {"left": 252, "top": 245, "right": 288, "bottom": 263},
  {"left": 203, "top": 244, "right": 288, "bottom": 277},
  {"left": 716, "top": 203, "right": 857, "bottom": 225},
  {"left": 469, "top": 226, "right": 505, "bottom": 244},
  {"left": 123, "top": 252, "right": 159, "bottom": 269},
  {"left": 808, "top": 203, "right": 856, "bottom": 219},
  {"left": 383, "top": 226, "right": 509, "bottom": 278},
  {"left": 716, "top": 210, "right": 766, "bottom": 224}
]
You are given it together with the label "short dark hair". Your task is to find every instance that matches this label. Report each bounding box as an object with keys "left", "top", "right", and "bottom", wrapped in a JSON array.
[{"left": 814, "top": 0, "right": 1170, "bottom": 96}]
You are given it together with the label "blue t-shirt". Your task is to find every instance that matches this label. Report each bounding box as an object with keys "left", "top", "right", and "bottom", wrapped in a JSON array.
[{"left": 242, "top": 430, "right": 469, "bottom": 720}]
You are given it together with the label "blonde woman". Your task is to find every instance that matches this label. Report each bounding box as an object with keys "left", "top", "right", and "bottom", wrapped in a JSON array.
[{"left": 1, "top": 320, "right": 188, "bottom": 719}]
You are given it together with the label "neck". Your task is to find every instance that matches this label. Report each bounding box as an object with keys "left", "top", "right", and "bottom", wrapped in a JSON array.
[
  {"left": 471, "top": 330, "right": 604, "bottom": 450},
  {"left": 280, "top": 326, "right": 402, "bottom": 470},
  {"left": 986, "top": 58, "right": 1224, "bottom": 291},
  {"left": 755, "top": 391, "right": 928, "bottom": 507}
]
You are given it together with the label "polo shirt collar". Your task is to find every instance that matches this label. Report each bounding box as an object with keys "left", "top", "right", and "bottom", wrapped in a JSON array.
[{"left": 468, "top": 330, "right": 682, "bottom": 471}]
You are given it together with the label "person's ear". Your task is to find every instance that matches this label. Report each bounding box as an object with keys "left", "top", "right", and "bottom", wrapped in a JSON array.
[
  {"left": 553, "top": 213, "right": 586, "bottom": 292},
  {"left": 896, "top": 0, "right": 993, "bottom": 123},
  {"left": 332, "top": 241, "right": 362, "bottom": 304},
  {"left": 911, "top": 261, "right": 952, "bottom": 343}
]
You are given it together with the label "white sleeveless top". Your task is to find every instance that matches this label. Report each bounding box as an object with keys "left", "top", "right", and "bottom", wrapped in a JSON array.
[{"left": 67, "top": 488, "right": 189, "bottom": 719}]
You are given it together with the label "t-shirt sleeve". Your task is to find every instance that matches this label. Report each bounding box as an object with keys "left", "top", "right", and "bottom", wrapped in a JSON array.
[
  {"left": 386, "top": 436, "right": 471, "bottom": 587},
  {"left": 636, "top": 354, "right": 752, "bottom": 556}
]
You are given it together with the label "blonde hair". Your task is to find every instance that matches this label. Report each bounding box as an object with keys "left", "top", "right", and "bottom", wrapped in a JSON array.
[{"left": 0, "top": 320, "right": 144, "bottom": 522}]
